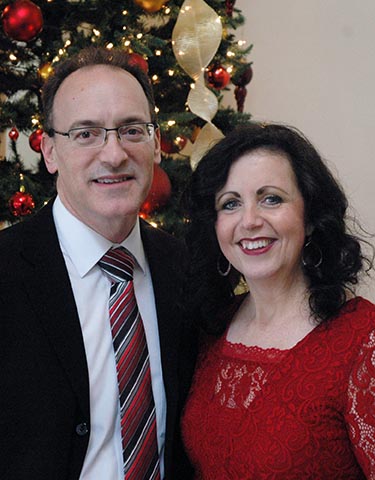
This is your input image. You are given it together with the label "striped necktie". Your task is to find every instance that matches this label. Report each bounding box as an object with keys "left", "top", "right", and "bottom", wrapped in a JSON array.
[{"left": 99, "top": 247, "right": 160, "bottom": 480}]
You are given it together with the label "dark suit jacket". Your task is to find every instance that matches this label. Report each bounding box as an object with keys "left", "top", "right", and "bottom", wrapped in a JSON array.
[{"left": 0, "top": 201, "right": 195, "bottom": 480}]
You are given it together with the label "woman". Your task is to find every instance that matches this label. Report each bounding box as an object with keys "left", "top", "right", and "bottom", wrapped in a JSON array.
[{"left": 181, "top": 122, "right": 375, "bottom": 479}]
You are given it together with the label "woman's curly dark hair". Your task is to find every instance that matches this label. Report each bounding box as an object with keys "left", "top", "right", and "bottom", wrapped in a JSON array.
[{"left": 182, "top": 122, "right": 373, "bottom": 335}]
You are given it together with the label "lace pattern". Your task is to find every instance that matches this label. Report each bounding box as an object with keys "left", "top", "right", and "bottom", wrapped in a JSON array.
[
  {"left": 348, "top": 330, "right": 375, "bottom": 478},
  {"left": 214, "top": 343, "right": 288, "bottom": 409},
  {"left": 215, "top": 362, "right": 267, "bottom": 409},
  {"left": 182, "top": 297, "right": 375, "bottom": 479}
]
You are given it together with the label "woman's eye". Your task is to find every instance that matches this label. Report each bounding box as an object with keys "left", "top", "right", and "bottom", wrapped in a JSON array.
[
  {"left": 263, "top": 194, "right": 282, "bottom": 206},
  {"left": 221, "top": 199, "right": 240, "bottom": 210}
]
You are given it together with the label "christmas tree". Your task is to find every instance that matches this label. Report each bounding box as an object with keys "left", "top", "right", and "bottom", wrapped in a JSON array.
[{"left": 0, "top": 0, "right": 253, "bottom": 235}]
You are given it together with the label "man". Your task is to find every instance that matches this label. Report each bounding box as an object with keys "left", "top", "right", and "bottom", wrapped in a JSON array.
[{"left": 0, "top": 47, "right": 195, "bottom": 479}]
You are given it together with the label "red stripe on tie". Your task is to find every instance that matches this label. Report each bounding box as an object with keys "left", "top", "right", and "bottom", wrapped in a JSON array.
[{"left": 98, "top": 247, "right": 160, "bottom": 479}]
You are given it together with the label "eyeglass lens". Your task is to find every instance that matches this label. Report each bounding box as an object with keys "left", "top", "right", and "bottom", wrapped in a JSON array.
[{"left": 68, "top": 123, "right": 154, "bottom": 147}]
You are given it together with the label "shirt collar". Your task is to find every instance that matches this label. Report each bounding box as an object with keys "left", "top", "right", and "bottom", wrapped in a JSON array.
[{"left": 53, "top": 196, "right": 146, "bottom": 278}]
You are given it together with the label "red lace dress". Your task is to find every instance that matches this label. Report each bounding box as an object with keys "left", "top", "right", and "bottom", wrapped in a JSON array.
[{"left": 181, "top": 297, "right": 375, "bottom": 479}]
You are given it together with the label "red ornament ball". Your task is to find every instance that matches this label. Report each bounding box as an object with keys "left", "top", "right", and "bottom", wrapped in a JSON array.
[
  {"left": 232, "top": 64, "right": 253, "bottom": 87},
  {"left": 206, "top": 65, "right": 231, "bottom": 90},
  {"left": 140, "top": 164, "right": 171, "bottom": 215},
  {"left": 8, "top": 126, "right": 19, "bottom": 141},
  {"left": 29, "top": 128, "right": 43, "bottom": 152},
  {"left": 9, "top": 191, "right": 35, "bottom": 217},
  {"left": 2, "top": 0, "right": 43, "bottom": 42},
  {"left": 160, "top": 135, "right": 187, "bottom": 154},
  {"left": 128, "top": 53, "right": 149, "bottom": 73}
]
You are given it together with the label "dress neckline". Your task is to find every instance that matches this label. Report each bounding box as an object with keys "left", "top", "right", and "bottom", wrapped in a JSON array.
[
  {"left": 220, "top": 296, "right": 361, "bottom": 362},
  {"left": 222, "top": 339, "right": 289, "bottom": 362}
]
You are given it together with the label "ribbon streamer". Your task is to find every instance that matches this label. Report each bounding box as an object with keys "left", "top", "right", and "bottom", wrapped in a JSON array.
[{"left": 172, "top": 0, "right": 224, "bottom": 168}]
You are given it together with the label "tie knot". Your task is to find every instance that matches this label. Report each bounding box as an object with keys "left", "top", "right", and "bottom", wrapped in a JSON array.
[{"left": 99, "top": 246, "right": 135, "bottom": 283}]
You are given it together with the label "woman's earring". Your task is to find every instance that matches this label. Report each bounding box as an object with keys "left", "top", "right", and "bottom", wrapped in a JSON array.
[
  {"left": 217, "top": 254, "right": 231, "bottom": 277},
  {"left": 302, "top": 240, "right": 323, "bottom": 268}
]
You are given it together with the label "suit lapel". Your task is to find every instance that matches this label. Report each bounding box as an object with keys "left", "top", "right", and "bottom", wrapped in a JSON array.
[
  {"left": 12, "top": 209, "right": 183, "bottom": 441},
  {"left": 19, "top": 203, "right": 90, "bottom": 417},
  {"left": 140, "top": 222, "right": 184, "bottom": 393}
]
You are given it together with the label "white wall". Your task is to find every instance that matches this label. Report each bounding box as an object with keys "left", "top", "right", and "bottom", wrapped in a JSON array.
[{"left": 233, "top": 0, "right": 375, "bottom": 300}]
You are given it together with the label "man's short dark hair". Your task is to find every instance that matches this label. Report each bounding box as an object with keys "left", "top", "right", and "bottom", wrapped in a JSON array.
[{"left": 41, "top": 46, "right": 157, "bottom": 131}]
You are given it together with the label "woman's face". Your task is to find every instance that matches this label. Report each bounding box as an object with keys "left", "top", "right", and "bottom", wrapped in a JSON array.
[{"left": 215, "top": 148, "right": 307, "bottom": 287}]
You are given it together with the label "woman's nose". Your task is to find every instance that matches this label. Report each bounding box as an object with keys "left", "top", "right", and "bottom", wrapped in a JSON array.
[{"left": 241, "top": 203, "right": 263, "bottom": 229}]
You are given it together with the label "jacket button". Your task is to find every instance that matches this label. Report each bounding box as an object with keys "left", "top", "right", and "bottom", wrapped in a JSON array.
[{"left": 76, "top": 422, "right": 89, "bottom": 436}]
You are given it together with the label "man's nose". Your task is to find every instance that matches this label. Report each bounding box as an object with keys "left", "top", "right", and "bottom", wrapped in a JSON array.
[{"left": 100, "top": 130, "right": 129, "bottom": 166}]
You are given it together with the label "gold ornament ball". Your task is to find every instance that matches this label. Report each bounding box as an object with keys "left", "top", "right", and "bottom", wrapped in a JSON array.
[
  {"left": 133, "top": 0, "right": 169, "bottom": 13},
  {"left": 38, "top": 62, "right": 53, "bottom": 80}
]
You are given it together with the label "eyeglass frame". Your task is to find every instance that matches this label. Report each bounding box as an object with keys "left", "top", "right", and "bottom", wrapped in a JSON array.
[{"left": 46, "top": 122, "right": 159, "bottom": 148}]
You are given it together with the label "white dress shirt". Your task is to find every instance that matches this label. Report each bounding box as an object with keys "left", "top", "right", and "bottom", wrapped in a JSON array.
[{"left": 52, "top": 196, "right": 166, "bottom": 479}]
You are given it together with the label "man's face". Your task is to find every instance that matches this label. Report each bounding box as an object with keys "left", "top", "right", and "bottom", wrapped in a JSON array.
[{"left": 42, "top": 64, "right": 160, "bottom": 241}]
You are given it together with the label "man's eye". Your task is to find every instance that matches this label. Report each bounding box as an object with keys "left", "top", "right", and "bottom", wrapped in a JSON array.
[
  {"left": 78, "top": 130, "right": 93, "bottom": 139},
  {"left": 82, "top": 128, "right": 102, "bottom": 138},
  {"left": 71, "top": 128, "right": 100, "bottom": 141},
  {"left": 122, "top": 126, "right": 144, "bottom": 136},
  {"left": 128, "top": 128, "right": 142, "bottom": 135}
]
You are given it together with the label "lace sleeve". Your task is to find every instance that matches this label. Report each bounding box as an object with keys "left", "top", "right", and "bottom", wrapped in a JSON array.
[{"left": 347, "top": 329, "right": 375, "bottom": 479}]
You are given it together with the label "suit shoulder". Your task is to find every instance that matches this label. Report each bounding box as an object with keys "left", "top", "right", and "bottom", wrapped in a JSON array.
[
  {"left": 0, "top": 220, "right": 25, "bottom": 248},
  {"left": 141, "top": 219, "right": 186, "bottom": 250},
  {"left": 0, "top": 203, "right": 56, "bottom": 265}
]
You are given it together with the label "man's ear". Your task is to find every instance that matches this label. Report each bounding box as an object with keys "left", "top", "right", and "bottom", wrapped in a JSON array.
[
  {"left": 41, "top": 133, "right": 58, "bottom": 174},
  {"left": 153, "top": 126, "right": 161, "bottom": 165}
]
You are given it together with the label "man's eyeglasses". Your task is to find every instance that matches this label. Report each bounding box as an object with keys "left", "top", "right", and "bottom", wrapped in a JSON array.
[{"left": 47, "top": 122, "right": 158, "bottom": 148}]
